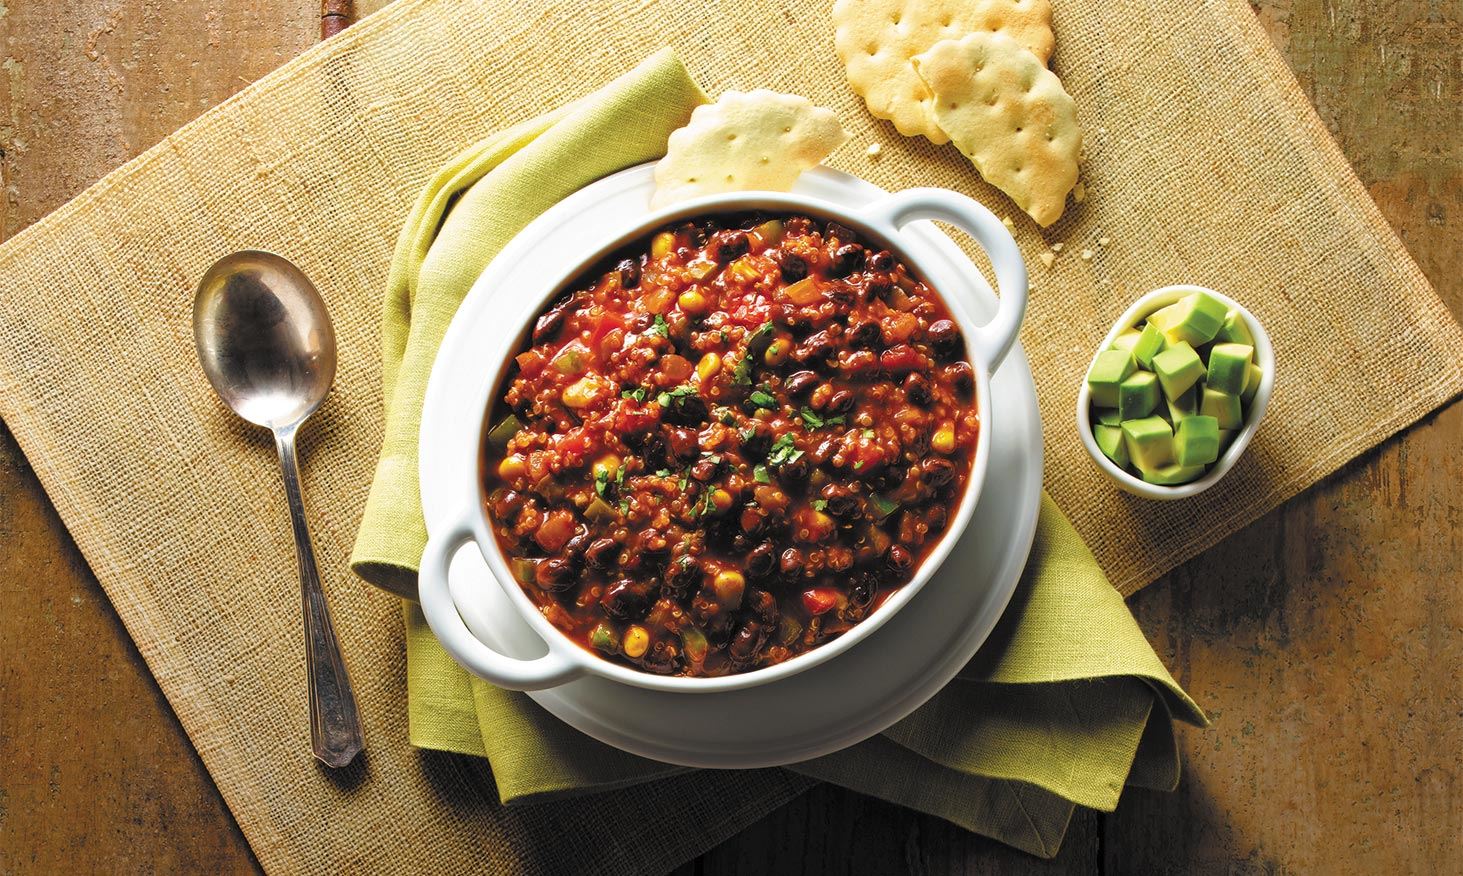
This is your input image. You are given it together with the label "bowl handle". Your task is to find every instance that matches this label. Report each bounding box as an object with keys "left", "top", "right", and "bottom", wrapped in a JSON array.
[
  {"left": 859, "top": 188, "right": 1029, "bottom": 373},
  {"left": 418, "top": 513, "right": 585, "bottom": 690}
]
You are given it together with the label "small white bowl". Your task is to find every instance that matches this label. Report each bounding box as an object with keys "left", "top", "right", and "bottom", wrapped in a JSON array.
[{"left": 1076, "top": 284, "right": 1274, "bottom": 500}]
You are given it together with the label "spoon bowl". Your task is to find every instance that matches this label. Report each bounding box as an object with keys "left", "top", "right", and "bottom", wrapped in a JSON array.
[{"left": 194, "top": 250, "right": 337, "bottom": 430}]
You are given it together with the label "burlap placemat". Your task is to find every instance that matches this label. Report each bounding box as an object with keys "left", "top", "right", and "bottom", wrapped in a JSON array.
[{"left": 0, "top": 0, "right": 1459, "bottom": 873}]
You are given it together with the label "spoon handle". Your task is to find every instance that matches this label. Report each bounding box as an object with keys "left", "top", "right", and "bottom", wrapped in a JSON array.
[{"left": 274, "top": 426, "right": 365, "bottom": 768}]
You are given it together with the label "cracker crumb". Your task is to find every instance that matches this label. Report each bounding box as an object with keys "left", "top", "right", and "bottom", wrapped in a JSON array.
[
  {"left": 1051, "top": 242, "right": 1064, "bottom": 252},
  {"left": 1001, "top": 216, "right": 1016, "bottom": 231},
  {"left": 867, "top": 142, "right": 882, "bottom": 158},
  {"left": 1098, "top": 236, "right": 1111, "bottom": 246},
  {"left": 1080, "top": 248, "right": 1094, "bottom": 261},
  {"left": 1038, "top": 252, "right": 1056, "bottom": 268},
  {"left": 1073, "top": 181, "right": 1086, "bottom": 203}
]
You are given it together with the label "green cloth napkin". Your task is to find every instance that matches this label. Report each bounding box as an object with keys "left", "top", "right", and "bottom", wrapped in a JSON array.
[{"left": 351, "top": 48, "right": 1206, "bottom": 859}]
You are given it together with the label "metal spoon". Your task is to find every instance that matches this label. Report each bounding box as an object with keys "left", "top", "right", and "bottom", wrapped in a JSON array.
[{"left": 193, "top": 250, "right": 364, "bottom": 768}]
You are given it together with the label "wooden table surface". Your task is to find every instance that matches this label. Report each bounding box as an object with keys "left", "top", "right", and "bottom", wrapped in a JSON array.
[{"left": 1, "top": 1, "right": 1457, "bottom": 873}]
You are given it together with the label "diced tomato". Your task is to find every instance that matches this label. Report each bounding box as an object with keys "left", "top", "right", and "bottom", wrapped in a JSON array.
[
  {"left": 515, "top": 348, "right": 548, "bottom": 379},
  {"left": 879, "top": 344, "right": 924, "bottom": 373},
  {"left": 533, "top": 509, "right": 577, "bottom": 553},
  {"left": 614, "top": 403, "right": 662, "bottom": 435},
  {"left": 801, "top": 587, "right": 842, "bottom": 616}
]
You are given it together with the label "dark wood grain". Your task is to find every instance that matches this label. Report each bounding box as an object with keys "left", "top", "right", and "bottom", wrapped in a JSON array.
[{"left": 0, "top": 0, "right": 1456, "bottom": 873}]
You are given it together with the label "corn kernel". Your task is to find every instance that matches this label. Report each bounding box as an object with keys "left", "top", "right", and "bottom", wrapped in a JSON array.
[
  {"left": 562, "top": 374, "right": 608, "bottom": 409},
  {"left": 678, "top": 289, "right": 710, "bottom": 316},
  {"left": 591, "top": 454, "right": 622, "bottom": 481},
  {"left": 497, "top": 455, "right": 527, "bottom": 482},
  {"left": 712, "top": 570, "right": 745, "bottom": 609},
  {"left": 763, "top": 336, "right": 790, "bottom": 366},
  {"left": 696, "top": 352, "right": 722, "bottom": 383},
  {"left": 932, "top": 423, "right": 957, "bottom": 454},
  {"left": 622, "top": 625, "right": 650, "bottom": 658},
  {"left": 710, "top": 488, "right": 734, "bottom": 512},
  {"left": 650, "top": 231, "right": 676, "bottom": 259}
]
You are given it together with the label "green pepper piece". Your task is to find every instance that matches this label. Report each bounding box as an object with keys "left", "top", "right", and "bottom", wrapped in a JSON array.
[{"left": 486, "top": 414, "right": 522, "bottom": 450}]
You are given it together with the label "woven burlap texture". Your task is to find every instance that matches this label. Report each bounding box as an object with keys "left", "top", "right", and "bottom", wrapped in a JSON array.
[{"left": 0, "top": 0, "right": 1459, "bottom": 873}]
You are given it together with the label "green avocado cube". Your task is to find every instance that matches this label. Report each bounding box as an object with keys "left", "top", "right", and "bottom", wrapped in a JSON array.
[
  {"left": 1094, "top": 424, "right": 1129, "bottom": 468},
  {"left": 1200, "top": 387, "right": 1243, "bottom": 429},
  {"left": 1240, "top": 361, "right": 1264, "bottom": 403},
  {"left": 1174, "top": 415, "right": 1220, "bottom": 466},
  {"left": 1141, "top": 463, "right": 1207, "bottom": 486},
  {"left": 1166, "top": 385, "right": 1198, "bottom": 423},
  {"left": 1121, "top": 416, "right": 1174, "bottom": 472},
  {"left": 1148, "top": 292, "right": 1229, "bottom": 347},
  {"left": 1110, "top": 329, "right": 1142, "bottom": 353},
  {"left": 1118, "top": 371, "right": 1160, "bottom": 419},
  {"left": 1206, "top": 343, "right": 1254, "bottom": 395},
  {"left": 1152, "top": 341, "right": 1205, "bottom": 400},
  {"left": 1132, "top": 322, "right": 1166, "bottom": 369},
  {"left": 1095, "top": 408, "right": 1122, "bottom": 427},
  {"left": 1087, "top": 350, "right": 1136, "bottom": 408},
  {"left": 1216, "top": 309, "right": 1256, "bottom": 346}
]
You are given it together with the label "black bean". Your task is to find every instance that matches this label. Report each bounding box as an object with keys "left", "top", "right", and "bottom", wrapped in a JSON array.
[
  {"left": 826, "top": 546, "right": 855, "bottom": 573},
  {"left": 638, "top": 527, "right": 670, "bottom": 557},
  {"left": 775, "top": 454, "right": 810, "bottom": 482},
  {"left": 820, "top": 483, "right": 860, "bottom": 519},
  {"left": 920, "top": 457, "right": 956, "bottom": 488},
  {"left": 869, "top": 250, "right": 895, "bottom": 271},
  {"left": 903, "top": 372, "right": 932, "bottom": 406},
  {"left": 617, "top": 258, "right": 642, "bottom": 288},
  {"left": 666, "top": 554, "right": 700, "bottom": 596},
  {"left": 825, "top": 221, "right": 857, "bottom": 244},
  {"left": 830, "top": 243, "right": 866, "bottom": 278},
  {"left": 864, "top": 276, "right": 893, "bottom": 301},
  {"left": 727, "top": 620, "right": 765, "bottom": 663},
  {"left": 666, "top": 426, "right": 700, "bottom": 462},
  {"left": 534, "top": 558, "right": 575, "bottom": 592},
  {"left": 925, "top": 504, "right": 949, "bottom": 532},
  {"left": 711, "top": 230, "right": 750, "bottom": 263},
  {"left": 602, "top": 578, "right": 654, "bottom": 620},
  {"left": 749, "top": 589, "right": 780, "bottom": 626},
  {"left": 665, "top": 391, "right": 710, "bottom": 426},
  {"left": 826, "top": 388, "right": 856, "bottom": 417},
  {"left": 944, "top": 361, "right": 975, "bottom": 398},
  {"left": 784, "top": 370, "right": 820, "bottom": 399},
  {"left": 740, "top": 420, "right": 773, "bottom": 457},
  {"left": 747, "top": 542, "right": 777, "bottom": 578},
  {"left": 779, "top": 547, "right": 805, "bottom": 578},
  {"left": 850, "top": 319, "right": 882, "bottom": 349},
  {"left": 740, "top": 506, "right": 768, "bottom": 537},
  {"left": 886, "top": 544, "right": 915, "bottom": 572},
  {"left": 927, "top": 319, "right": 961, "bottom": 359},
  {"left": 531, "top": 299, "right": 569, "bottom": 344},
  {"left": 584, "top": 537, "right": 619, "bottom": 571},
  {"left": 777, "top": 251, "right": 809, "bottom": 283},
  {"left": 690, "top": 457, "right": 721, "bottom": 482},
  {"left": 793, "top": 331, "right": 835, "bottom": 366},
  {"left": 563, "top": 530, "right": 591, "bottom": 566}
]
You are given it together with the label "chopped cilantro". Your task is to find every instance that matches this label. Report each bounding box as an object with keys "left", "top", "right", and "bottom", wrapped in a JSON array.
[
  {"left": 621, "top": 387, "right": 647, "bottom": 402},
  {"left": 748, "top": 389, "right": 778, "bottom": 410},
  {"left": 651, "top": 314, "right": 669, "bottom": 338},
  {"left": 618, "top": 498, "right": 630, "bottom": 514},
  {"left": 811, "top": 499, "right": 828, "bottom": 512},
  {"left": 740, "top": 426, "right": 758, "bottom": 443},
  {"left": 656, "top": 391, "right": 671, "bottom": 407},
  {"left": 869, "top": 494, "right": 900, "bottom": 519},
  {"left": 800, "top": 407, "right": 846, "bottom": 429},
  {"left": 863, "top": 428, "right": 876, "bottom": 439},
  {"left": 731, "top": 354, "right": 754, "bottom": 386},
  {"left": 768, "top": 433, "right": 804, "bottom": 466},
  {"left": 853, "top": 460, "right": 864, "bottom": 470},
  {"left": 753, "top": 465, "right": 771, "bottom": 484},
  {"left": 655, "top": 468, "right": 671, "bottom": 478},
  {"left": 658, "top": 384, "right": 696, "bottom": 408},
  {"left": 702, "top": 452, "right": 722, "bottom": 465},
  {"left": 594, "top": 468, "right": 610, "bottom": 498},
  {"left": 720, "top": 330, "right": 731, "bottom": 344},
  {"left": 615, "top": 467, "right": 625, "bottom": 488}
]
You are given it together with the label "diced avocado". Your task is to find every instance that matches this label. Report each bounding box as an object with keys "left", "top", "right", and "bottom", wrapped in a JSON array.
[
  {"left": 1152, "top": 341, "right": 1206, "bottom": 400},
  {"left": 1200, "top": 387, "right": 1243, "bottom": 429},
  {"left": 1121, "top": 416, "right": 1174, "bottom": 472},
  {"left": 1175, "top": 415, "right": 1221, "bottom": 467},
  {"left": 1094, "top": 424, "right": 1130, "bottom": 468},
  {"left": 1166, "top": 385, "right": 1198, "bottom": 423},
  {"left": 1148, "top": 291, "right": 1229, "bottom": 346},
  {"left": 1087, "top": 350, "right": 1136, "bottom": 408},
  {"left": 1132, "top": 322, "right": 1166, "bottom": 370},
  {"left": 1240, "top": 361, "right": 1264, "bottom": 404},
  {"left": 1095, "top": 408, "right": 1123, "bottom": 427},
  {"left": 1118, "top": 371, "right": 1160, "bottom": 419},
  {"left": 1141, "top": 463, "right": 1207, "bottom": 485},
  {"left": 1206, "top": 343, "right": 1254, "bottom": 395},
  {"left": 1216, "top": 309, "right": 1256, "bottom": 347},
  {"left": 1110, "top": 329, "right": 1142, "bottom": 353}
]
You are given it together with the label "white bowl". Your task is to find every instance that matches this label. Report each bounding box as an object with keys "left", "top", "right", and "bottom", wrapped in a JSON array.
[
  {"left": 418, "top": 187, "right": 1029, "bottom": 693},
  {"left": 1075, "top": 284, "right": 1275, "bottom": 500}
]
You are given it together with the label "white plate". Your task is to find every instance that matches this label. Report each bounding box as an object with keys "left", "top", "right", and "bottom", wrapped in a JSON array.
[{"left": 419, "top": 163, "right": 1044, "bottom": 768}]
